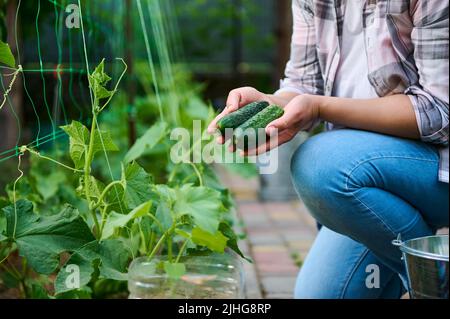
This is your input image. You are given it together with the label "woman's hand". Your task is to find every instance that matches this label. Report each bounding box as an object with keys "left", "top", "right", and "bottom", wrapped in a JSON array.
[
  {"left": 244, "top": 94, "right": 320, "bottom": 156},
  {"left": 207, "top": 87, "right": 271, "bottom": 144}
]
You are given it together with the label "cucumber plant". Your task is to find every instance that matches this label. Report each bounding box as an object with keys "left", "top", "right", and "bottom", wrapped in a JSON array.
[
  {"left": 0, "top": 58, "right": 244, "bottom": 298},
  {"left": 0, "top": 39, "right": 22, "bottom": 111}
]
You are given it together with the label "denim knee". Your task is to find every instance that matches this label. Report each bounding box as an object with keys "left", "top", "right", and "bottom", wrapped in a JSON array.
[{"left": 290, "top": 131, "right": 357, "bottom": 225}]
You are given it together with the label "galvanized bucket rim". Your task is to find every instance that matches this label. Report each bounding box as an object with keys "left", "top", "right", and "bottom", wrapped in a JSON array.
[{"left": 393, "top": 234, "right": 449, "bottom": 262}]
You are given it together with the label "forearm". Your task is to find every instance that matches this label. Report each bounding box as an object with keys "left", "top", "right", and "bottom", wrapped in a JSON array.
[
  {"left": 316, "top": 94, "right": 420, "bottom": 139},
  {"left": 268, "top": 92, "right": 300, "bottom": 107}
]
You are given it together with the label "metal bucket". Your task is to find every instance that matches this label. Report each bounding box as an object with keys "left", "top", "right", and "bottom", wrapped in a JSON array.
[{"left": 393, "top": 235, "right": 449, "bottom": 299}]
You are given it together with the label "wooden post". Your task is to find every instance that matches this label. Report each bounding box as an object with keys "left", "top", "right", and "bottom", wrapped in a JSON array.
[
  {"left": 125, "top": 0, "right": 137, "bottom": 146},
  {"left": 273, "top": 0, "right": 292, "bottom": 88},
  {"left": 0, "top": 0, "right": 23, "bottom": 151}
]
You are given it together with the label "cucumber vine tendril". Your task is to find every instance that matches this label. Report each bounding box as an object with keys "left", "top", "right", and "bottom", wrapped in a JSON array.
[{"left": 0, "top": 65, "right": 22, "bottom": 111}]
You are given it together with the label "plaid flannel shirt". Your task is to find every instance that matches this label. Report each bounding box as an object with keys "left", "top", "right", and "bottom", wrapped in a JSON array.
[{"left": 278, "top": 0, "right": 449, "bottom": 183}]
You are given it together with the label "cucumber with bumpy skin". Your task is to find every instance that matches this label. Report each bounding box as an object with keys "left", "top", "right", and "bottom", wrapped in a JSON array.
[
  {"left": 217, "top": 101, "right": 269, "bottom": 134},
  {"left": 233, "top": 105, "right": 284, "bottom": 150}
]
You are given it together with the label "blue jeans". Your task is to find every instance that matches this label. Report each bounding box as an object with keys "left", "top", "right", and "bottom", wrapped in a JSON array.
[{"left": 290, "top": 129, "right": 449, "bottom": 299}]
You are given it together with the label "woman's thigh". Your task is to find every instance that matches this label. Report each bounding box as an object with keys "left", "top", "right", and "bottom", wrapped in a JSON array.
[
  {"left": 295, "top": 227, "right": 404, "bottom": 299},
  {"left": 291, "top": 129, "right": 448, "bottom": 228}
]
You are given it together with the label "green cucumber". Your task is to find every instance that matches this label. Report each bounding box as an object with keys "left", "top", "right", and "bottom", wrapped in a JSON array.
[
  {"left": 217, "top": 101, "right": 269, "bottom": 134},
  {"left": 233, "top": 105, "right": 284, "bottom": 150}
]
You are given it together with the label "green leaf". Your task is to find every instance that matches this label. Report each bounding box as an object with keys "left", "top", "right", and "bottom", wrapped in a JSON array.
[
  {"left": 0, "top": 196, "right": 9, "bottom": 210},
  {"left": 0, "top": 40, "right": 15, "bottom": 68},
  {"left": 55, "top": 239, "right": 130, "bottom": 294},
  {"left": 153, "top": 184, "right": 175, "bottom": 203},
  {"left": 93, "top": 129, "right": 119, "bottom": 154},
  {"left": 89, "top": 59, "right": 113, "bottom": 100},
  {"left": 124, "top": 122, "right": 168, "bottom": 163},
  {"left": 191, "top": 227, "right": 228, "bottom": 253},
  {"left": 101, "top": 201, "right": 152, "bottom": 240},
  {"left": 174, "top": 228, "right": 191, "bottom": 239},
  {"left": 219, "top": 223, "right": 246, "bottom": 259},
  {"left": 61, "top": 121, "right": 89, "bottom": 169},
  {"left": 2, "top": 200, "right": 95, "bottom": 274},
  {"left": 77, "top": 175, "right": 105, "bottom": 200},
  {"left": 31, "top": 170, "right": 66, "bottom": 200},
  {"left": 163, "top": 262, "right": 186, "bottom": 280},
  {"left": 121, "top": 162, "right": 153, "bottom": 209},
  {"left": 61, "top": 121, "right": 118, "bottom": 169},
  {"left": 173, "top": 185, "right": 224, "bottom": 234},
  {"left": 154, "top": 201, "right": 173, "bottom": 232},
  {"left": 55, "top": 287, "right": 92, "bottom": 299},
  {"left": 29, "top": 284, "right": 50, "bottom": 299},
  {"left": 5, "top": 176, "right": 42, "bottom": 205},
  {"left": 185, "top": 96, "right": 210, "bottom": 121}
]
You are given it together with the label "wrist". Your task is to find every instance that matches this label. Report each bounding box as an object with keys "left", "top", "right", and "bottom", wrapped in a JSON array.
[
  {"left": 313, "top": 95, "right": 328, "bottom": 120},
  {"left": 301, "top": 94, "right": 323, "bottom": 120},
  {"left": 269, "top": 92, "right": 300, "bottom": 107}
]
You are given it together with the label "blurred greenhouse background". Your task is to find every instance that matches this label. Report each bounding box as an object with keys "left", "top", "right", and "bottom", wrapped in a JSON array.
[{"left": 0, "top": 0, "right": 292, "bottom": 192}]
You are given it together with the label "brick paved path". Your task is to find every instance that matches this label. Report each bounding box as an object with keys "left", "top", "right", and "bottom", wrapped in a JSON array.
[{"left": 218, "top": 167, "right": 318, "bottom": 299}]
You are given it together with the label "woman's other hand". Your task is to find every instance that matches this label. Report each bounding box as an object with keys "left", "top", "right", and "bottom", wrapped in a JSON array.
[{"left": 244, "top": 94, "right": 321, "bottom": 156}]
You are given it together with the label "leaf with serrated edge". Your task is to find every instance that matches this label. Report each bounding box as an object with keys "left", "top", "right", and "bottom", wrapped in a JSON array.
[
  {"left": 61, "top": 121, "right": 89, "bottom": 169},
  {"left": 173, "top": 185, "right": 224, "bottom": 234},
  {"left": 2, "top": 200, "right": 94, "bottom": 274},
  {"left": 121, "top": 162, "right": 153, "bottom": 209},
  {"left": 55, "top": 239, "right": 130, "bottom": 294},
  {"left": 89, "top": 59, "right": 113, "bottom": 100},
  {"left": 61, "top": 121, "right": 118, "bottom": 169}
]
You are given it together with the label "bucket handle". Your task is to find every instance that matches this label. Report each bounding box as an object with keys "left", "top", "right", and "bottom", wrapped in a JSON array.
[{"left": 392, "top": 234, "right": 403, "bottom": 247}]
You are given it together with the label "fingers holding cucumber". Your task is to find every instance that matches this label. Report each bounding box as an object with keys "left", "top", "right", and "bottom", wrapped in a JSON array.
[
  {"left": 207, "top": 87, "right": 269, "bottom": 138},
  {"left": 208, "top": 96, "right": 285, "bottom": 154}
]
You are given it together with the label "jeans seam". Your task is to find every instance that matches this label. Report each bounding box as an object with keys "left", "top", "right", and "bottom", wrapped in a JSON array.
[
  {"left": 345, "top": 156, "right": 439, "bottom": 183},
  {"left": 339, "top": 247, "right": 370, "bottom": 299},
  {"left": 344, "top": 156, "right": 438, "bottom": 236},
  {"left": 346, "top": 189, "right": 398, "bottom": 236}
]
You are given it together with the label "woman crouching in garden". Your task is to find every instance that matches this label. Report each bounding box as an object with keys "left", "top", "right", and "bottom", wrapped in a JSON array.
[{"left": 208, "top": 0, "right": 449, "bottom": 299}]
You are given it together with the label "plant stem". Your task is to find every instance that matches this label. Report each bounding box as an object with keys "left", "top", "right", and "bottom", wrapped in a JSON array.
[
  {"left": 25, "top": 147, "right": 83, "bottom": 173},
  {"left": 189, "top": 162, "right": 203, "bottom": 186},
  {"left": 6, "top": 259, "right": 22, "bottom": 280},
  {"left": 99, "top": 205, "right": 110, "bottom": 237},
  {"left": 148, "top": 231, "right": 156, "bottom": 255},
  {"left": 167, "top": 237, "right": 173, "bottom": 262},
  {"left": 84, "top": 111, "right": 101, "bottom": 238},
  {"left": 148, "top": 232, "right": 168, "bottom": 261},
  {"left": 12, "top": 154, "right": 24, "bottom": 239},
  {"left": 0, "top": 264, "right": 20, "bottom": 281},
  {"left": 175, "top": 239, "right": 190, "bottom": 264},
  {"left": 167, "top": 164, "right": 179, "bottom": 183},
  {"left": 93, "top": 180, "right": 123, "bottom": 210},
  {"left": 98, "top": 58, "right": 128, "bottom": 113},
  {"left": 146, "top": 213, "right": 164, "bottom": 233}
]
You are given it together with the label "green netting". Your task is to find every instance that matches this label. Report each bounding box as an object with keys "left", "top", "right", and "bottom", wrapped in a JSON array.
[{"left": 0, "top": 0, "right": 182, "bottom": 164}]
